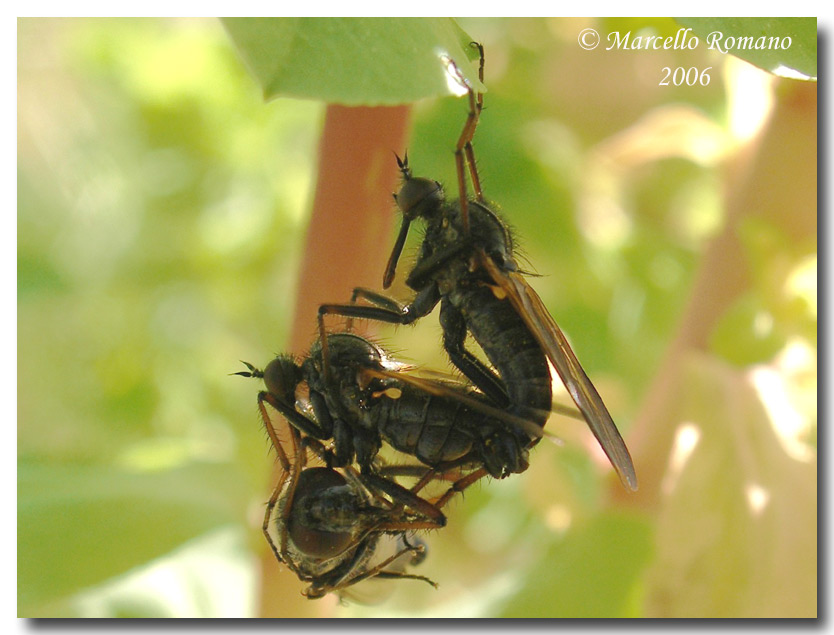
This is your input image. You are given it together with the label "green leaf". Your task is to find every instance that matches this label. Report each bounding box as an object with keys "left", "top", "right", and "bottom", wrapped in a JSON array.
[
  {"left": 710, "top": 294, "right": 786, "bottom": 366},
  {"left": 221, "top": 17, "right": 483, "bottom": 105},
  {"left": 18, "top": 460, "right": 249, "bottom": 614},
  {"left": 643, "top": 354, "right": 816, "bottom": 617},
  {"left": 498, "top": 513, "right": 654, "bottom": 618},
  {"left": 677, "top": 18, "right": 817, "bottom": 79}
]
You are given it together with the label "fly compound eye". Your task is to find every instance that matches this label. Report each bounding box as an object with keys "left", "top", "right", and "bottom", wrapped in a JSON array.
[
  {"left": 287, "top": 468, "right": 355, "bottom": 559},
  {"left": 395, "top": 177, "right": 444, "bottom": 220},
  {"left": 262, "top": 356, "right": 301, "bottom": 403}
]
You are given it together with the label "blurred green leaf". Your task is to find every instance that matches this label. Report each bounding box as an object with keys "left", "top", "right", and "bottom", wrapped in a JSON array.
[
  {"left": 710, "top": 294, "right": 786, "bottom": 366},
  {"left": 643, "top": 354, "right": 816, "bottom": 617},
  {"left": 677, "top": 18, "right": 817, "bottom": 79},
  {"left": 221, "top": 17, "right": 483, "bottom": 104},
  {"left": 498, "top": 513, "right": 653, "bottom": 617},
  {"left": 18, "top": 460, "right": 249, "bottom": 613}
]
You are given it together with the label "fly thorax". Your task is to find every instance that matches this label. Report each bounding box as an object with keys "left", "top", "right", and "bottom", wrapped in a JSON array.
[
  {"left": 339, "top": 385, "right": 367, "bottom": 419},
  {"left": 297, "top": 484, "right": 367, "bottom": 535},
  {"left": 469, "top": 201, "right": 514, "bottom": 253},
  {"left": 437, "top": 278, "right": 455, "bottom": 296}
]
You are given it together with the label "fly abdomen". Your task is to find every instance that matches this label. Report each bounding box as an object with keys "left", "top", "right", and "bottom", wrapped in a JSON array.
[
  {"left": 288, "top": 468, "right": 366, "bottom": 559},
  {"left": 415, "top": 398, "right": 477, "bottom": 464},
  {"left": 458, "top": 286, "right": 552, "bottom": 428},
  {"left": 372, "top": 388, "right": 475, "bottom": 465}
]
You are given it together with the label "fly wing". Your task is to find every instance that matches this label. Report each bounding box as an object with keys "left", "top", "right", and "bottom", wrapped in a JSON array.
[
  {"left": 402, "top": 366, "right": 584, "bottom": 424},
  {"left": 361, "top": 366, "right": 561, "bottom": 444},
  {"left": 479, "top": 254, "right": 638, "bottom": 491}
]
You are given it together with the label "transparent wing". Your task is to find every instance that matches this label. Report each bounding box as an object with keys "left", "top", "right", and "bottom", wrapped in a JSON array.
[
  {"left": 479, "top": 254, "right": 638, "bottom": 491},
  {"left": 407, "top": 367, "right": 585, "bottom": 424},
  {"left": 360, "top": 366, "right": 562, "bottom": 444}
]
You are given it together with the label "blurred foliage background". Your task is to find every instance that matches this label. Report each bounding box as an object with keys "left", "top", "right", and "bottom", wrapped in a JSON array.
[{"left": 18, "top": 17, "right": 816, "bottom": 617}]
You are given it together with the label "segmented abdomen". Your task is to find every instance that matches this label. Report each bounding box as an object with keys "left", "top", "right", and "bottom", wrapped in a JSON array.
[
  {"left": 371, "top": 387, "right": 479, "bottom": 466},
  {"left": 457, "top": 285, "right": 552, "bottom": 428}
]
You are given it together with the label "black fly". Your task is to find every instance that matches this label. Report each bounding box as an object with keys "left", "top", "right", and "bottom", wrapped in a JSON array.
[
  {"left": 237, "top": 332, "right": 556, "bottom": 482},
  {"left": 317, "top": 43, "right": 637, "bottom": 491},
  {"left": 251, "top": 387, "right": 447, "bottom": 600}
]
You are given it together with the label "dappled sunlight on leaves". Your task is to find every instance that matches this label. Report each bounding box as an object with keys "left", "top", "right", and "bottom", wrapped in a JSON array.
[{"left": 644, "top": 353, "right": 816, "bottom": 618}]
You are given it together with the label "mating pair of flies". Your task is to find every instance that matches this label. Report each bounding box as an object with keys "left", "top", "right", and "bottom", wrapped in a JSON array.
[{"left": 238, "top": 43, "right": 637, "bottom": 601}]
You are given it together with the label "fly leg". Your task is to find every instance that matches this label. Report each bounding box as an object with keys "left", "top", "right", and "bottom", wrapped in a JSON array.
[
  {"left": 235, "top": 362, "right": 334, "bottom": 443},
  {"left": 319, "top": 238, "right": 465, "bottom": 339},
  {"left": 357, "top": 470, "right": 447, "bottom": 530},
  {"left": 318, "top": 284, "right": 440, "bottom": 343},
  {"left": 463, "top": 42, "right": 486, "bottom": 203},
  {"left": 256, "top": 389, "right": 333, "bottom": 445},
  {"left": 236, "top": 362, "right": 315, "bottom": 570},
  {"left": 447, "top": 41, "right": 486, "bottom": 232},
  {"left": 407, "top": 462, "right": 490, "bottom": 511},
  {"left": 237, "top": 361, "right": 357, "bottom": 468},
  {"left": 340, "top": 539, "right": 439, "bottom": 590},
  {"left": 405, "top": 237, "right": 472, "bottom": 290},
  {"left": 438, "top": 300, "right": 510, "bottom": 408},
  {"left": 314, "top": 537, "right": 438, "bottom": 597},
  {"left": 319, "top": 282, "right": 510, "bottom": 412},
  {"left": 261, "top": 418, "right": 307, "bottom": 575},
  {"left": 434, "top": 466, "right": 489, "bottom": 509},
  {"left": 307, "top": 389, "right": 358, "bottom": 468},
  {"left": 342, "top": 286, "right": 432, "bottom": 333},
  {"left": 317, "top": 283, "right": 441, "bottom": 393}
]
